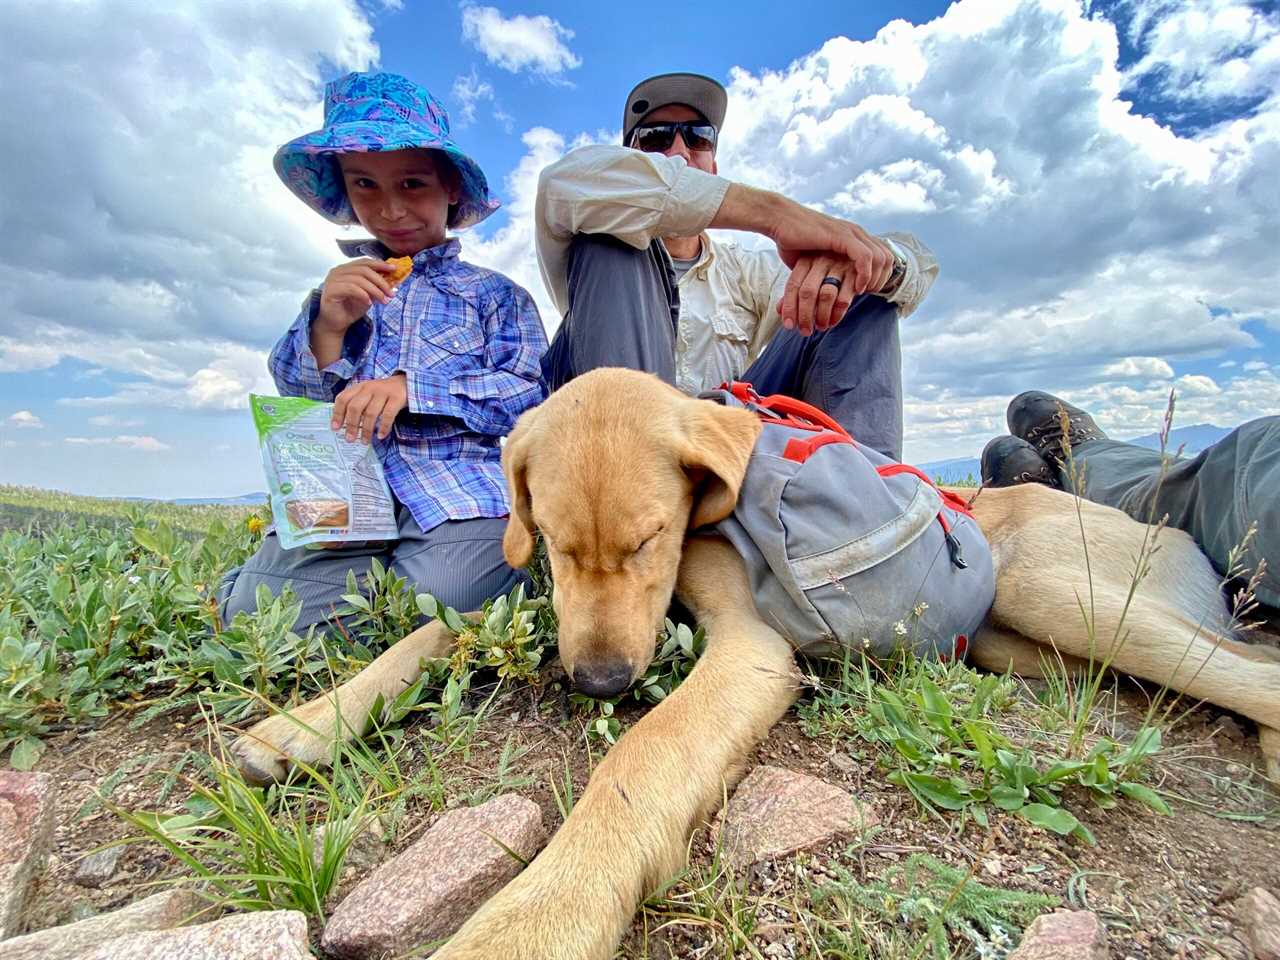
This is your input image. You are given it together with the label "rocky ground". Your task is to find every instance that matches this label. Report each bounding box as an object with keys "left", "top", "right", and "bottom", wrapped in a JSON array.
[{"left": 3, "top": 625, "right": 1280, "bottom": 958}]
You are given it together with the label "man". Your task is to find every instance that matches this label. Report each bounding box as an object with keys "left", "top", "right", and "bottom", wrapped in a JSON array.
[
  {"left": 535, "top": 72, "right": 937, "bottom": 460},
  {"left": 982, "top": 394, "right": 1279, "bottom": 609}
]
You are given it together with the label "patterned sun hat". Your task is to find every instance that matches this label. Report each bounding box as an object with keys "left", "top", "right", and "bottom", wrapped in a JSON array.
[{"left": 274, "top": 71, "right": 500, "bottom": 230}]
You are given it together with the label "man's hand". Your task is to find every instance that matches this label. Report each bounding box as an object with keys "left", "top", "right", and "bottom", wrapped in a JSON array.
[
  {"left": 317, "top": 259, "right": 399, "bottom": 334},
  {"left": 713, "top": 185, "right": 895, "bottom": 333},
  {"left": 331, "top": 373, "right": 408, "bottom": 443},
  {"left": 778, "top": 250, "right": 893, "bottom": 336}
]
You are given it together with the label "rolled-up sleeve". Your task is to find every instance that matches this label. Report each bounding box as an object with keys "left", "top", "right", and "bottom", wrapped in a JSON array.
[
  {"left": 535, "top": 145, "right": 731, "bottom": 315},
  {"left": 268, "top": 291, "right": 373, "bottom": 401},
  {"left": 402, "top": 284, "right": 548, "bottom": 436},
  {"left": 881, "top": 232, "right": 939, "bottom": 319}
]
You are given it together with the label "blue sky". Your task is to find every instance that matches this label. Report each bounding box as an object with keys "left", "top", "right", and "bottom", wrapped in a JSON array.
[{"left": 0, "top": 0, "right": 1277, "bottom": 498}]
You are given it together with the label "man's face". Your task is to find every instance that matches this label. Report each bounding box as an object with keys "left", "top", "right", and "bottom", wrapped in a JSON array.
[
  {"left": 337, "top": 148, "right": 461, "bottom": 256},
  {"left": 631, "top": 104, "right": 718, "bottom": 175}
]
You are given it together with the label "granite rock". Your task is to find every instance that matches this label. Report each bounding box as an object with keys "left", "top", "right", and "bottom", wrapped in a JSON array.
[
  {"left": 0, "top": 772, "right": 56, "bottom": 939},
  {"left": 0, "top": 889, "right": 205, "bottom": 960},
  {"left": 1008, "top": 909, "right": 1110, "bottom": 960},
  {"left": 321, "top": 794, "right": 546, "bottom": 958},
  {"left": 717, "top": 765, "right": 878, "bottom": 868},
  {"left": 66, "top": 909, "right": 310, "bottom": 960}
]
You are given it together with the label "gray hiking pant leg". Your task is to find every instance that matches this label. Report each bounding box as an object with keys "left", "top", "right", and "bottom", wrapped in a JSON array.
[
  {"left": 1064, "top": 416, "right": 1280, "bottom": 607},
  {"left": 218, "top": 509, "right": 528, "bottom": 632},
  {"left": 742, "top": 294, "right": 904, "bottom": 460},
  {"left": 541, "top": 233, "right": 680, "bottom": 390}
]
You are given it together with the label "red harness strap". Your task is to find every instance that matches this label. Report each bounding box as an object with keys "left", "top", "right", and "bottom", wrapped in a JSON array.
[{"left": 723, "top": 381, "right": 971, "bottom": 570}]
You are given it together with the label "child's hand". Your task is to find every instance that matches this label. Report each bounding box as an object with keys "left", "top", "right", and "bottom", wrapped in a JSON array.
[
  {"left": 317, "top": 259, "right": 399, "bottom": 333},
  {"left": 332, "top": 373, "right": 409, "bottom": 443}
]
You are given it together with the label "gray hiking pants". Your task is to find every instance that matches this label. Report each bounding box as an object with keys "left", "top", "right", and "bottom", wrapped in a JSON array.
[
  {"left": 217, "top": 506, "right": 528, "bottom": 633},
  {"left": 540, "top": 233, "right": 904, "bottom": 460},
  {"left": 1064, "top": 416, "right": 1280, "bottom": 608}
]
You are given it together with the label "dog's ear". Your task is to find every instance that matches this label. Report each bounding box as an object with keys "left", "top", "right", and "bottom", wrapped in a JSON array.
[
  {"left": 678, "top": 398, "right": 762, "bottom": 529},
  {"left": 501, "top": 407, "right": 539, "bottom": 568}
]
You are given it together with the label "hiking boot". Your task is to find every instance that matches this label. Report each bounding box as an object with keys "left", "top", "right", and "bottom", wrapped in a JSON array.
[
  {"left": 1007, "top": 390, "right": 1107, "bottom": 461},
  {"left": 980, "top": 435, "right": 1059, "bottom": 488}
]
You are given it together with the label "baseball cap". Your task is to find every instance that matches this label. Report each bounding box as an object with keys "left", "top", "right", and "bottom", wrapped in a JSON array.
[{"left": 621, "top": 72, "right": 728, "bottom": 145}]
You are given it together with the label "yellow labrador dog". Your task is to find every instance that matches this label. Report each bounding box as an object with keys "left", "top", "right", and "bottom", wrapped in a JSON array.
[{"left": 233, "top": 367, "right": 1279, "bottom": 960}]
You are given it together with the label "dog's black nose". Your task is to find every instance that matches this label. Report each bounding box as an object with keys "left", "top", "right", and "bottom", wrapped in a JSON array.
[{"left": 572, "top": 662, "right": 633, "bottom": 699}]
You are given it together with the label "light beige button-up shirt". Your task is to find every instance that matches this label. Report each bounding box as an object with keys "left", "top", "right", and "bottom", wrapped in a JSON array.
[{"left": 536, "top": 144, "right": 939, "bottom": 395}]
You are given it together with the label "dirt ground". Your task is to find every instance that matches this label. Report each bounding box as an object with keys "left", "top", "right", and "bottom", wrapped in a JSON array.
[{"left": 19, "top": 626, "right": 1280, "bottom": 958}]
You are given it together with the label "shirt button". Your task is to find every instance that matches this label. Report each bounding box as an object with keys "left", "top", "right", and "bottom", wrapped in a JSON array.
[
  {"left": 426, "top": 400, "right": 435, "bottom": 408},
  {"left": 453, "top": 340, "right": 460, "bottom": 348}
]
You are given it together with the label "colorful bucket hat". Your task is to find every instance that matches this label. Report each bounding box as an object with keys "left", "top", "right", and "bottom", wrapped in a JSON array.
[{"left": 274, "top": 71, "right": 500, "bottom": 230}]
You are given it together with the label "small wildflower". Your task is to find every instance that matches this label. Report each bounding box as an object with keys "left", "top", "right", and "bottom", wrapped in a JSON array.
[
  {"left": 861, "top": 637, "right": 871, "bottom": 649},
  {"left": 246, "top": 515, "right": 267, "bottom": 535},
  {"left": 893, "top": 620, "right": 908, "bottom": 637},
  {"left": 913, "top": 601, "right": 929, "bottom": 617}
]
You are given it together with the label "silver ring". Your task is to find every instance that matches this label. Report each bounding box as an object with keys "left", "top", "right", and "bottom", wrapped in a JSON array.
[{"left": 820, "top": 276, "right": 841, "bottom": 290}]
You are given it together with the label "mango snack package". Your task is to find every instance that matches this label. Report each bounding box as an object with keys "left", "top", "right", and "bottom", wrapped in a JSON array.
[{"left": 250, "top": 395, "right": 398, "bottom": 549}]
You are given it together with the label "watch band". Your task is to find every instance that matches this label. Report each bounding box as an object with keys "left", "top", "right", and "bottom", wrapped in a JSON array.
[{"left": 880, "top": 242, "right": 908, "bottom": 298}]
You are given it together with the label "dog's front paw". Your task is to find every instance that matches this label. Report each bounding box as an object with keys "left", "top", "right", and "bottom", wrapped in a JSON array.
[{"left": 230, "top": 696, "right": 346, "bottom": 784}]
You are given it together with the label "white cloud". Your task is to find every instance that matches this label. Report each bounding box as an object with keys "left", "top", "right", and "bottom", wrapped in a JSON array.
[
  {"left": 452, "top": 69, "right": 496, "bottom": 125},
  {"left": 0, "top": 0, "right": 376, "bottom": 383},
  {"left": 65, "top": 435, "right": 171, "bottom": 452},
  {"left": 1243, "top": 359, "right": 1269, "bottom": 371},
  {"left": 7, "top": 410, "right": 43, "bottom": 429},
  {"left": 88, "top": 415, "right": 143, "bottom": 428},
  {"left": 59, "top": 343, "right": 276, "bottom": 412},
  {"left": 700, "top": 0, "right": 1279, "bottom": 459},
  {"left": 460, "top": 4, "right": 581, "bottom": 76},
  {"left": 1122, "top": 0, "right": 1280, "bottom": 102}
]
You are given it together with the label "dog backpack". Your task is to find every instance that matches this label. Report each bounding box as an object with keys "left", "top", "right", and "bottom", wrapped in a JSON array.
[{"left": 701, "top": 383, "right": 995, "bottom": 661}]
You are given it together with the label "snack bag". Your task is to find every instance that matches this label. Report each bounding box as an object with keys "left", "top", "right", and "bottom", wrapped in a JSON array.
[{"left": 250, "top": 395, "right": 399, "bottom": 549}]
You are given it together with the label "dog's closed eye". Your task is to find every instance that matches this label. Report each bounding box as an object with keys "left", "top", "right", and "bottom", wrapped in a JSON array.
[{"left": 632, "top": 526, "right": 665, "bottom": 556}]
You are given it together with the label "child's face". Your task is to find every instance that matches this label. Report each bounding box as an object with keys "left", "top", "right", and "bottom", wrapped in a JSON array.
[{"left": 337, "top": 149, "right": 461, "bottom": 255}]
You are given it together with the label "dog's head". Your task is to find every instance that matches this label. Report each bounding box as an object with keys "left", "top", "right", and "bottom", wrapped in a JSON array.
[{"left": 502, "top": 368, "right": 760, "bottom": 697}]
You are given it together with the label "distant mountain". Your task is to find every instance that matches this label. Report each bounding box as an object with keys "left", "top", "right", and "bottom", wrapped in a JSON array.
[
  {"left": 917, "top": 424, "right": 1231, "bottom": 484},
  {"left": 170, "top": 493, "right": 267, "bottom": 506}
]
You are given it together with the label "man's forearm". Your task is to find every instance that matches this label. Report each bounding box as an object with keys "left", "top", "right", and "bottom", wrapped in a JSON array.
[{"left": 709, "top": 184, "right": 789, "bottom": 240}]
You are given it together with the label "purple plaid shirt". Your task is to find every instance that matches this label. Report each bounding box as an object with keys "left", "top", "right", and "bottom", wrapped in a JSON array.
[{"left": 270, "top": 237, "right": 548, "bottom": 534}]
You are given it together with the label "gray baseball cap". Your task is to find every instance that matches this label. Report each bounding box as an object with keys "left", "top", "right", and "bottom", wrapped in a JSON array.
[{"left": 621, "top": 72, "right": 728, "bottom": 145}]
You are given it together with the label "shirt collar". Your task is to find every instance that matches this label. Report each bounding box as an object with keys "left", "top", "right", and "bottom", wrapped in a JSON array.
[{"left": 336, "top": 236, "right": 462, "bottom": 272}]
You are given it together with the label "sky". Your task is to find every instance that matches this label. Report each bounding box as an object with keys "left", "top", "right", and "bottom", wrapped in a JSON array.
[{"left": 0, "top": 0, "right": 1277, "bottom": 498}]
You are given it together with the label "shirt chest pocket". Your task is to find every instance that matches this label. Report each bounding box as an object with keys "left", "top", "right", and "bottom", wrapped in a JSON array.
[
  {"left": 407, "top": 321, "right": 486, "bottom": 373},
  {"left": 706, "top": 309, "right": 753, "bottom": 382}
]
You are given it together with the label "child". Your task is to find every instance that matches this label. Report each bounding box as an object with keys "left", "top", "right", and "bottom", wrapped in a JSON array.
[{"left": 219, "top": 72, "right": 548, "bottom": 632}]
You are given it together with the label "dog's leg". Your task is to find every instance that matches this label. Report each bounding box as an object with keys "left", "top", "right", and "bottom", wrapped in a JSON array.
[
  {"left": 1260, "top": 726, "right": 1280, "bottom": 783},
  {"left": 992, "top": 583, "right": 1280, "bottom": 732},
  {"left": 231, "top": 618, "right": 460, "bottom": 784},
  {"left": 435, "top": 537, "right": 800, "bottom": 960},
  {"left": 969, "top": 623, "right": 1092, "bottom": 679}
]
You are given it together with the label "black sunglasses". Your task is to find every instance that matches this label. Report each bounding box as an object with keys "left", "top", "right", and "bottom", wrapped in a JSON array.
[{"left": 630, "top": 121, "right": 718, "bottom": 153}]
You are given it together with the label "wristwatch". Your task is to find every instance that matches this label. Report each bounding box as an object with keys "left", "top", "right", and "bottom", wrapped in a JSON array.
[{"left": 881, "top": 241, "right": 908, "bottom": 298}]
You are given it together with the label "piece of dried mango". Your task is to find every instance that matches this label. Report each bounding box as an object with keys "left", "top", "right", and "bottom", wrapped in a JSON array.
[{"left": 386, "top": 256, "right": 413, "bottom": 284}]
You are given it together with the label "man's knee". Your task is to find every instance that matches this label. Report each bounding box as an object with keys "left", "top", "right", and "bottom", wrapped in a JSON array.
[{"left": 568, "top": 231, "right": 650, "bottom": 273}]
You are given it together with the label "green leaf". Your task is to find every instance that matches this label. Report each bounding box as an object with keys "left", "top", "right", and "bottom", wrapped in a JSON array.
[
  {"left": 132, "top": 527, "right": 162, "bottom": 554},
  {"left": 990, "top": 783, "right": 1026, "bottom": 811},
  {"left": 10, "top": 737, "right": 43, "bottom": 771},
  {"left": 901, "top": 772, "right": 969, "bottom": 810},
  {"left": 1118, "top": 782, "right": 1171, "bottom": 815},
  {"left": 1020, "top": 803, "right": 1080, "bottom": 836}
]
